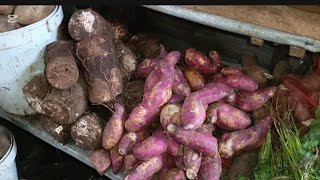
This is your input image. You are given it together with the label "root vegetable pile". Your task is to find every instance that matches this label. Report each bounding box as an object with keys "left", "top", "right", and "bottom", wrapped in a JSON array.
[{"left": 22, "top": 9, "right": 282, "bottom": 179}]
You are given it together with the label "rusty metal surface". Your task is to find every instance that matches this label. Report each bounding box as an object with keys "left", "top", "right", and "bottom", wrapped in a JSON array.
[
  {"left": 0, "top": 109, "right": 123, "bottom": 180},
  {"left": 144, "top": 5, "right": 320, "bottom": 53}
]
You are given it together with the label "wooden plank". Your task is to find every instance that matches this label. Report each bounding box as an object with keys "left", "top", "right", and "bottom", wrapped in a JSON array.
[{"left": 180, "top": 5, "right": 320, "bottom": 41}]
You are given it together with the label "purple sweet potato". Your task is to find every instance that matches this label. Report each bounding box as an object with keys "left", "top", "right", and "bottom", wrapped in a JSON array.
[
  {"left": 159, "top": 168, "right": 186, "bottom": 180},
  {"left": 133, "top": 130, "right": 168, "bottom": 160},
  {"left": 123, "top": 155, "right": 164, "bottom": 180},
  {"left": 184, "top": 146, "right": 202, "bottom": 179},
  {"left": 215, "top": 103, "right": 251, "bottom": 130},
  {"left": 160, "top": 103, "right": 182, "bottom": 130},
  {"left": 174, "top": 153, "right": 185, "bottom": 170},
  {"left": 222, "top": 74, "right": 258, "bottom": 92},
  {"left": 218, "top": 114, "right": 273, "bottom": 158},
  {"left": 235, "top": 86, "right": 277, "bottom": 111},
  {"left": 208, "top": 50, "right": 223, "bottom": 67},
  {"left": 110, "top": 144, "right": 124, "bottom": 174},
  {"left": 181, "top": 83, "right": 232, "bottom": 130},
  {"left": 206, "top": 104, "right": 218, "bottom": 124},
  {"left": 168, "top": 94, "right": 185, "bottom": 104},
  {"left": 184, "top": 48, "right": 220, "bottom": 75},
  {"left": 125, "top": 52, "right": 180, "bottom": 132},
  {"left": 68, "top": 9, "right": 114, "bottom": 41},
  {"left": 198, "top": 154, "right": 222, "bottom": 180},
  {"left": 167, "top": 124, "right": 218, "bottom": 157},
  {"left": 167, "top": 135, "right": 183, "bottom": 156},
  {"left": 173, "top": 67, "right": 191, "bottom": 97},
  {"left": 90, "top": 149, "right": 111, "bottom": 176},
  {"left": 136, "top": 58, "right": 161, "bottom": 78},
  {"left": 118, "top": 129, "right": 150, "bottom": 156},
  {"left": 198, "top": 123, "right": 215, "bottom": 135},
  {"left": 221, "top": 67, "right": 243, "bottom": 76},
  {"left": 102, "top": 103, "right": 126, "bottom": 150},
  {"left": 124, "top": 154, "right": 139, "bottom": 172},
  {"left": 183, "top": 68, "right": 205, "bottom": 91}
]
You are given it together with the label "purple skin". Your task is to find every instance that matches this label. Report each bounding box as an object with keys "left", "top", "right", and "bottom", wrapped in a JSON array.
[
  {"left": 235, "top": 86, "right": 277, "bottom": 112},
  {"left": 206, "top": 104, "right": 218, "bottom": 124},
  {"left": 222, "top": 74, "right": 258, "bottom": 92},
  {"left": 219, "top": 114, "right": 273, "bottom": 158},
  {"left": 167, "top": 124, "right": 218, "bottom": 157},
  {"left": 167, "top": 135, "right": 183, "bottom": 156},
  {"left": 173, "top": 67, "right": 191, "bottom": 97},
  {"left": 102, "top": 103, "right": 126, "bottom": 150},
  {"left": 168, "top": 94, "right": 185, "bottom": 104},
  {"left": 118, "top": 130, "right": 149, "bottom": 155},
  {"left": 198, "top": 123, "right": 215, "bottom": 135},
  {"left": 215, "top": 103, "right": 251, "bottom": 130},
  {"left": 209, "top": 50, "right": 222, "bottom": 65},
  {"left": 181, "top": 83, "right": 232, "bottom": 130},
  {"left": 124, "top": 154, "right": 139, "bottom": 172},
  {"left": 110, "top": 145, "right": 124, "bottom": 174},
  {"left": 90, "top": 149, "right": 111, "bottom": 176},
  {"left": 133, "top": 130, "right": 168, "bottom": 160},
  {"left": 125, "top": 52, "right": 180, "bottom": 132},
  {"left": 135, "top": 44, "right": 167, "bottom": 78},
  {"left": 198, "top": 154, "right": 222, "bottom": 180},
  {"left": 184, "top": 48, "right": 220, "bottom": 75},
  {"left": 221, "top": 67, "right": 243, "bottom": 76},
  {"left": 136, "top": 58, "right": 161, "bottom": 78},
  {"left": 123, "top": 155, "right": 164, "bottom": 180},
  {"left": 174, "top": 154, "right": 185, "bottom": 170},
  {"left": 159, "top": 168, "right": 187, "bottom": 180},
  {"left": 184, "top": 146, "right": 202, "bottom": 179}
]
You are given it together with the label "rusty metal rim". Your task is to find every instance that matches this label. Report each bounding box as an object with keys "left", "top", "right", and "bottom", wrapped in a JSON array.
[{"left": 143, "top": 5, "right": 320, "bottom": 53}]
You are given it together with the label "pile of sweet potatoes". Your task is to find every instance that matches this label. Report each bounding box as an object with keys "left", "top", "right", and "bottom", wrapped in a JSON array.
[{"left": 22, "top": 9, "right": 278, "bottom": 179}]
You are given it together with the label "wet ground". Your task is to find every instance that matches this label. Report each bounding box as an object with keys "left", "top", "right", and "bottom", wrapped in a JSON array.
[{"left": 0, "top": 119, "right": 110, "bottom": 180}]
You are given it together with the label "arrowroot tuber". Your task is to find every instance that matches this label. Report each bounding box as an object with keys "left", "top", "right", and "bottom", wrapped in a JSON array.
[
  {"left": 184, "top": 146, "right": 202, "bottom": 179},
  {"left": 76, "top": 35, "right": 123, "bottom": 104},
  {"left": 235, "top": 86, "right": 277, "bottom": 111},
  {"left": 68, "top": 9, "right": 114, "bottom": 41},
  {"left": 90, "top": 149, "right": 111, "bottom": 176},
  {"left": 110, "top": 144, "right": 124, "bottom": 174},
  {"left": 44, "top": 40, "right": 79, "bottom": 90},
  {"left": 70, "top": 113, "right": 103, "bottom": 150},
  {"left": 222, "top": 74, "right": 258, "bottom": 91},
  {"left": 218, "top": 114, "right": 273, "bottom": 158},
  {"left": 40, "top": 116, "right": 71, "bottom": 144},
  {"left": 198, "top": 154, "right": 222, "bottom": 180},
  {"left": 123, "top": 155, "right": 164, "bottom": 180},
  {"left": 133, "top": 130, "right": 168, "bottom": 160},
  {"left": 41, "top": 83, "right": 87, "bottom": 124},
  {"left": 102, "top": 103, "right": 126, "bottom": 150},
  {"left": 241, "top": 65, "right": 272, "bottom": 87},
  {"left": 125, "top": 51, "right": 180, "bottom": 132},
  {"left": 115, "top": 42, "right": 137, "bottom": 81},
  {"left": 167, "top": 124, "right": 218, "bottom": 157},
  {"left": 181, "top": 83, "right": 232, "bottom": 130},
  {"left": 215, "top": 103, "right": 251, "bottom": 130},
  {"left": 183, "top": 68, "right": 205, "bottom": 91}
]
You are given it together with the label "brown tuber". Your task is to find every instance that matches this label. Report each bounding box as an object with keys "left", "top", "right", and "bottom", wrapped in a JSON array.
[
  {"left": 71, "top": 113, "right": 103, "bottom": 150},
  {"left": 76, "top": 35, "right": 123, "bottom": 104},
  {"left": 115, "top": 42, "right": 137, "bottom": 81},
  {"left": 44, "top": 40, "right": 79, "bottom": 90},
  {"left": 40, "top": 116, "right": 71, "bottom": 144}
]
